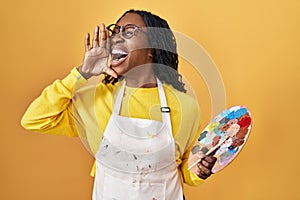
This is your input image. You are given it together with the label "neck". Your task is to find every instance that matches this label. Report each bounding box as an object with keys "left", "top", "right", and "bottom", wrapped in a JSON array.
[{"left": 124, "top": 64, "right": 157, "bottom": 88}]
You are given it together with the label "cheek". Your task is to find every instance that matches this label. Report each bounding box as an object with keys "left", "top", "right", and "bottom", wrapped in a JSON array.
[
  {"left": 128, "top": 49, "right": 151, "bottom": 64},
  {"left": 127, "top": 35, "right": 151, "bottom": 52}
]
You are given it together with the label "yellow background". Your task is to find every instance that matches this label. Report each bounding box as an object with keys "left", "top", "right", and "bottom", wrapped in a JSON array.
[{"left": 1, "top": 0, "right": 299, "bottom": 199}]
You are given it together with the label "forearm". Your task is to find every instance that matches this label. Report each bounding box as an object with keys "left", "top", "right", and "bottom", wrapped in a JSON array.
[
  {"left": 180, "top": 147, "right": 204, "bottom": 186},
  {"left": 21, "top": 68, "right": 87, "bottom": 136}
]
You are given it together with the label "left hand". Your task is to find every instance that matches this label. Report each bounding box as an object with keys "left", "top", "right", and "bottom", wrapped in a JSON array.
[
  {"left": 79, "top": 24, "right": 117, "bottom": 79},
  {"left": 196, "top": 155, "right": 217, "bottom": 180}
]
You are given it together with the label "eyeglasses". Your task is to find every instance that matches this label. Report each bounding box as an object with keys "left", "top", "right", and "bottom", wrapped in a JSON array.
[{"left": 106, "top": 24, "right": 146, "bottom": 39}]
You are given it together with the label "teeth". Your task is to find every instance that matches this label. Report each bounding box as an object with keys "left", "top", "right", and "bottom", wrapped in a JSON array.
[
  {"left": 112, "top": 49, "right": 128, "bottom": 55},
  {"left": 111, "top": 49, "right": 128, "bottom": 61}
]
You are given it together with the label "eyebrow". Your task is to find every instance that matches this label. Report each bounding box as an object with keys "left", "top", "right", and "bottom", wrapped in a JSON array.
[{"left": 116, "top": 23, "right": 146, "bottom": 28}]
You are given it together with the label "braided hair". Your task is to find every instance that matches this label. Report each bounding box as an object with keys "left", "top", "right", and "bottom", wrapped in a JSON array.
[{"left": 103, "top": 9, "right": 186, "bottom": 93}]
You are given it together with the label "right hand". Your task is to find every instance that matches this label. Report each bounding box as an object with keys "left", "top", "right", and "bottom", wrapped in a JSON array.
[
  {"left": 78, "top": 24, "right": 118, "bottom": 79},
  {"left": 196, "top": 155, "right": 217, "bottom": 180}
]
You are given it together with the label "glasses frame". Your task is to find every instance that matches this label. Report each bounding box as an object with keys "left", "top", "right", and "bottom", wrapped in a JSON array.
[{"left": 106, "top": 24, "right": 147, "bottom": 39}]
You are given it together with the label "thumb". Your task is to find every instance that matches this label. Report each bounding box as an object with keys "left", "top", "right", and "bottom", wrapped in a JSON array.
[{"left": 102, "top": 66, "right": 118, "bottom": 78}]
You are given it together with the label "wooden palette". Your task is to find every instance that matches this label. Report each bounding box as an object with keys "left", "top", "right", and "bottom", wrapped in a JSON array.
[{"left": 188, "top": 106, "right": 252, "bottom": 173}]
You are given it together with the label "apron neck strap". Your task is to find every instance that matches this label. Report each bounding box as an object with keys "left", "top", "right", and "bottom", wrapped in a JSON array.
[{"left": 156, "top": 79, "right": 173, "bottom": 134}]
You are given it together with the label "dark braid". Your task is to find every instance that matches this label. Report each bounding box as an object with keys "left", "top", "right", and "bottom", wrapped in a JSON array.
[{"left": 103, "top": 9, "right": 186, "bottom": 93}]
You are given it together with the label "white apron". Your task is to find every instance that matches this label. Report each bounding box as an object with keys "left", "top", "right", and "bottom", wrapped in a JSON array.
[{"left": 92, "top": 79, "right": 183, "bottom": 200}]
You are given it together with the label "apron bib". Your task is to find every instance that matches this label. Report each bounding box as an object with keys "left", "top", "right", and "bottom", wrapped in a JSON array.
[{"left": 92, "top": 79, "right": 183, "bottom": 200}]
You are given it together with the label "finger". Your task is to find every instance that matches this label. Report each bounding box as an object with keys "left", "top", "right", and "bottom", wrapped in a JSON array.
[
  {"left": 93, "top": 25, "right": 100, "bottom": 48},
  {"left": 201, "top": 158, "right": 216, "bottom": 169},
  {"left": 201, "top": 159, "right": 213, "bottom": 169},
  {"left": 197, "top": 168, "right": 210, "bottom": 180},
  {"left": 85, "top": 33, "right": 91, "bottom": 52},
  {"left": 99, "top": 23, "right": 107, "bottom": 48},
  {"left": 204, "top": 156, "right": 217, "bottom": 164},
  {"left": 105, "top": 29, "right": 111, "bottom": 51},
  {"left": 197, "top": 163, "right": 212, "bottom": 175},
  {"left": 102, "top": 66, "right": 118, "bottom": 78}
]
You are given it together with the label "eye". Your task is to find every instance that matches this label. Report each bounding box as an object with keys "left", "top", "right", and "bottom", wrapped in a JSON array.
[{"left": 124, "top": 26, "right": 136, "bottom": 37}]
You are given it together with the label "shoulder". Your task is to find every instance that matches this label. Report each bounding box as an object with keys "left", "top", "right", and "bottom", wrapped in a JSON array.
[
  {"left": 74, "top": 78, "right": 122, "bottom": 96},
  {"left": 164, "top": 84, "right": 199, "bottom": 113},
  {"left": 73, "top": 78, "right": 122, "bottom": 108}
]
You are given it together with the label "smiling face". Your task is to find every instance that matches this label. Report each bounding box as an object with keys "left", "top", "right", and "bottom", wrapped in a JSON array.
[{"left": 109, "top": 13, "right": 153, "bottom": 78}]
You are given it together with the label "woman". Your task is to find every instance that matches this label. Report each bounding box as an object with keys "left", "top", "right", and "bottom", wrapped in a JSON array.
[{"left": 21, "top": 9, "right": 216, "bottom": 200}]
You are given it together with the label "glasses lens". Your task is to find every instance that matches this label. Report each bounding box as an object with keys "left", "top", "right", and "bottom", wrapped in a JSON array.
[
  {"left": 107, "top": 24, "right": 140, "bottom": 39},
  {"left": 107, "top": 24, "right": 120, "bottom": 37},
  {"left": 123, "top": 25, "right": 136, "bottom": 39}
]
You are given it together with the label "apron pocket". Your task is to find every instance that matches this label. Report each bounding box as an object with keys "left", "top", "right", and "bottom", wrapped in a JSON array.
[{"left": 103, "top": 172, "right": 165, "bottom": 200}]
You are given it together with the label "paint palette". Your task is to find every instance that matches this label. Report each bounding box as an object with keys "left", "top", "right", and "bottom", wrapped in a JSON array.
[{"left": 188, "top": 106, "right": 252, "bottom": 174}]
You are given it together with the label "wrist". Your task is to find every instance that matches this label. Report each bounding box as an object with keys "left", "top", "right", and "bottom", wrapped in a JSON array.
[{"left": 77, "top": 66, "right": 92, "bottom": 80}]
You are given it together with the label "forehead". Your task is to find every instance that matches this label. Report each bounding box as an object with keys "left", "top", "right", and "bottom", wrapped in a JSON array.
[{"left": 117, "top": 13, "right": 146, "bottom": 27}]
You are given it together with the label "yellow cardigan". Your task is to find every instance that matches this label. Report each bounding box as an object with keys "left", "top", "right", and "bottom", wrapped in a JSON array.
[{"left": 21, "top": 67, "right": 203, "bottom": 186}]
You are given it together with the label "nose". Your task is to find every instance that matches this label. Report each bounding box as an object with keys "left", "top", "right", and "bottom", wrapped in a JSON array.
[{"left": 110, "top": 32, "right": 125, "bottom": 45}]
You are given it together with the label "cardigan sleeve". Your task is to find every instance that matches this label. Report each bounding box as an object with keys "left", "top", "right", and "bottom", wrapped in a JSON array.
[
  {"left": 177, "top": 93, "right": 204, "bottom": 186},
  {"left": 21, "top": 67, "right": 87, "bottom": 137}
]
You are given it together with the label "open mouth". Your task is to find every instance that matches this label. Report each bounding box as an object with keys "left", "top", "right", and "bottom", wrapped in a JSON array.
[{"left": 110, "top": 48, "right": 129, "bottom": 66}]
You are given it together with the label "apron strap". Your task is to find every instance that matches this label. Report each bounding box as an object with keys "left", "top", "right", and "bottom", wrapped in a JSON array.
[
  {"left": 113, "top": 78, "right": 173, "bottom": 136},
  {"left": 156, "top": 78, "right": 173, "bottom": 136},
  {"left": 113, "top": 81, "right": 126, "bottom": 114}
]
